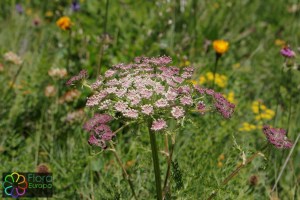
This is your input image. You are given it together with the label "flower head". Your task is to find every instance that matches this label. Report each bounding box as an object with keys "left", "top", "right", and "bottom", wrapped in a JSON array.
[
  {"left": 262, "top": 125, "right": 293, "bottom": 149},
  {"left": 56, "top": 16, "right": 72, "bottom": 30},
  {"left": 151, "top": 119, "right": 168, "bottom": 131},
  {"left": 71, "top": 1, "right": 80, "bottom": 12},
  {"left": 4, "top": 51, "right": 23, "bottom": 65},
  {"left": 280, "top": 46, "right": 295, "bottom": 58},
  {"left": 213, "top": 40, "right": 229, "bottom": 55},
  {"left": 76, "top": 56, "right": 235, "bottom": 148},
  {"left": 15, "top": 4, "right": 23, "bottom": 14}
]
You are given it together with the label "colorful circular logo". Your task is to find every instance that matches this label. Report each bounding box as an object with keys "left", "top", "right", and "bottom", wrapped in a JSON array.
[{"left": 3, "top": 172, "right": 28, "bottom": 198}]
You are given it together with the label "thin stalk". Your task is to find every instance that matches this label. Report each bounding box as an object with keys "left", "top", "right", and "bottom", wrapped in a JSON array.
[
  {"left": 162, "top": 137, "right": 175, "bottom": 199},
  {"left": 207, "top": 146, "right": 267, "bottom": 200},
  {"left": 66, "top": 29, "right": 72, "bottom": 72},
  {"left": 109, "top": 142, "right": 137, "bottom": 200},
  {"left": 212, "top": 54, "right": 219, "bottom": 89},
  {"left": 97, "top": 0, "right": 109, "bottom": 76},
  {"left": 271, "top": 133, "right": 300, "bottom": 192},
  {"left": 3, "top": 63, "right": 24, "bottom": 100},
  {"left": 286, "top": 70, "right": 293, "bottom": 133},
  {"left": 148, "top": 124, "right": 162, "bottom": 200}
]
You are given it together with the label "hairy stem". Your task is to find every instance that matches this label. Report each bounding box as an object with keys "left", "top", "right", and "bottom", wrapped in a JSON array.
[
  {"left": 148, "top": 124, "right": 162, "bottom": 200},
  {"left": 271, "top": 133, "right": 300, "bottom": 192},
  {"left": 207, "top": 150, "right": 265, "bottom": 200}
]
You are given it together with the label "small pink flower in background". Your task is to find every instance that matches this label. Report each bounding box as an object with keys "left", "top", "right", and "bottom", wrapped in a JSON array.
[
  {"left": 151, "top": 119, "right": 168, "bottom": 131},
  {"left": 262, "top": 125, "right": 293, "bottom": 149},
  {"left": 4, "top": 51, "right": 23, "bottom": 65},
  {"left": 59, "top": 89, "right": 81, "bottom": 103},
  {"left": 49, "top": 68, "right": 68, "bottom": 79},
  {"left": 44, "top": 85, "right": 56, "bottom": 97},
  {"left": 65, "top": 109, "right": 85, "bottom": 123},
  {"left": 280, "top": 46, "right": 295, "bottom": 58},
  {"left": 171, "top": 106, "right": 185, "bottom": 119}
]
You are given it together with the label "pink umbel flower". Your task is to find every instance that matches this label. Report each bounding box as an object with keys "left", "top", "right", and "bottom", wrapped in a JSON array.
[
  {"left": 151, "top": 119, "right": 168, "bottom": 131},
  {"left": 213, "top": 92, "right": 235, "bottom": 119},
  {"left": 171, "top": 106, "right": 185, "bottom": 119},
  {"left": 262, "top": 125, "right": 293, "bottom": 149},
  {"left": 155, "top": 99, "right": 169, "bottom": 108},
  {"left": 104, "top": 69, "right": 116, "bottom": 77},
  {"left": 72, "top": 56, "right": 235, "bottom": 149},
  {"left": 123, "top": 108, "right": 139, "bottom": 119},
  {"left": 114, "top": 101, "right": 128, "bottom": 112},
  {"left": 141, "top": 104, "right": 154, "bottom": 115},
  {"left": 180, "top": 95, "right": 193, "bottom": 106}
]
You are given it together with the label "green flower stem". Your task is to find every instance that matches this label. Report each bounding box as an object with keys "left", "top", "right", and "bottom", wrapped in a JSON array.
[
  {"left": 287, "top": 70, "right": 293, "bottom": 133},
  {"left": 109, "top": 142, "right": 137, "bottom": 200},
  {"left": 212, "top": 54, "right": 220, "bottom": 90},
  {"left": 67, "top": 29, "right": 72, "bottom": 72},
  {"left": 148, "top": 124, "right": 162, "bottom": 200},
  {"left": 271, "top": 133, "right": 300, "bottom": 192},
  {"left": 162, "top": 134, "right": 175, "bottom": 198}
]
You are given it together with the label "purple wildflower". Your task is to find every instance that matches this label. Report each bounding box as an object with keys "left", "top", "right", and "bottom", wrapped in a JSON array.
[
  {"left": 66, "top": 70, "right": 88, "bottom": 85},
  {"left": 151, "top": 119, "right": 168, "bottom": 131},
  {"left": 83, "top": 113, "right": 113, "bottom": 131},
  {"left": 71, "top": 1, "right": 80, "bottom": 12},
  {"left": 213, "top": 92, "right": 235, "bottom": 119},
  {"left": 262, "top": 125, "right": 293, "bottom": 149},
  {"left": 15, "top": 4, "right": 23, "bottom": 14},
  {"left": 197, "top": 101, "right": 206, "bottom": 115},
  {"left": 280, "top": 46, "right": 295, "bottom": 58}
]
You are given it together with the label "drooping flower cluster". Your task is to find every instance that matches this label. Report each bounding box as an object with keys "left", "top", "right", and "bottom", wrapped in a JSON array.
[
  {"left": 84, "top": 114, "right": 115, "bottom": 149},
  {"left": 194, "top": 85, "right": 235, "bottom": 118},
  {"left": 262, "top": 125, "right": 293, "bottom": 149},
  {"left": 68, "top": 56, "right": 235, "bottom": 149}
]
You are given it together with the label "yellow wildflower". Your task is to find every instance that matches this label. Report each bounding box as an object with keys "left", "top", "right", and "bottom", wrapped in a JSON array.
[
  {"left": 56, "top": 16, "right": 72, "bottom": 30},
  {"left": 213, "top": 40, "right": 229, "bottom": 55},
  {"left": 206, "top": 72, "right": 214, "bottom": 81},
  {"left": 217, "top": 161, "right": 223, "bottom": 168},
  {"left": 275, "top": 39, "right": 286, "bottom": 47},
  {"left": 232, "top": 63, "right": 240, "bottom": 69},
  {"left": 218, "top": 154, "right": 225, "bottom": 161},
  {"left": 26, "top": 8, "right": 32, "bottom": 15},
  {"left": 239, "top": 122, "right": 257, "bottom": 132},
  {"left": 45, "top": 11, "right": 53, "bottom": 17},
  {"left": 225, "top": 91, "right": 235, "bottom": 104},
  {"left": 199, "top": 76, "right": 206, "bottom": 84}
]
